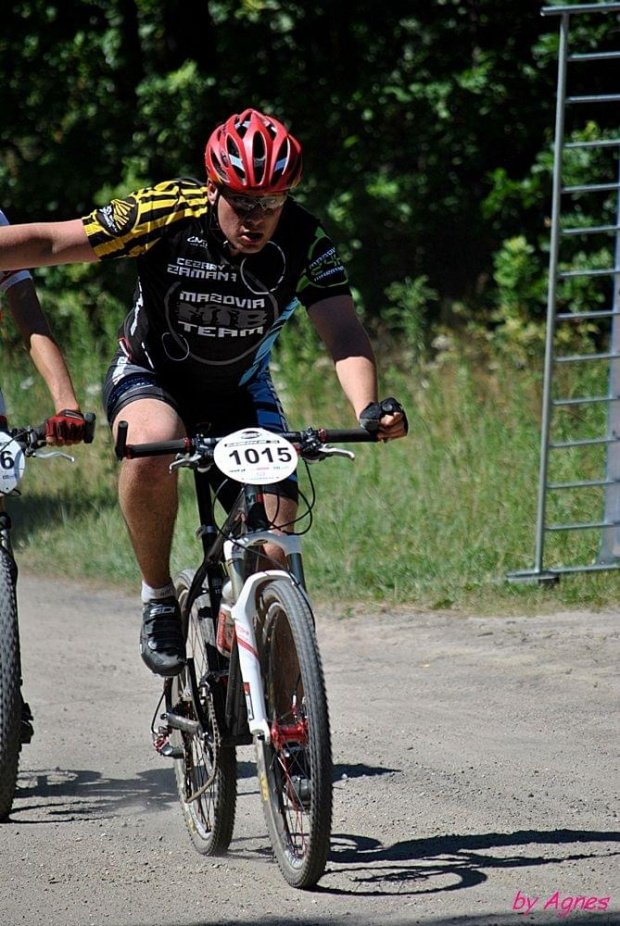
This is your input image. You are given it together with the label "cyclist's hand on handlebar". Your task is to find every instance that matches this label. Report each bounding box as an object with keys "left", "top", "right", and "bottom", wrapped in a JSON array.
[
  {"left": 45, "top": 409, "right": 88, "bottom": 446},
  {"left": 358, "top": 397, "right": 409, "bottom": 441}
]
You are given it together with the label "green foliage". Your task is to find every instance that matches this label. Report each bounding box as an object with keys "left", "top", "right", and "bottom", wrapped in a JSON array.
[
  {"left": 4, "top": 0, "right": 617, "bottom": 338},
  {"left": 382, "top": 275, "right": 439, "bottom": 362}
]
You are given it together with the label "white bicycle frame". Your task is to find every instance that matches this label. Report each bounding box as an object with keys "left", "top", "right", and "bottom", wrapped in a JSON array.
[{"left": 223, "top": 531, "right": 307, "bottom": 744}]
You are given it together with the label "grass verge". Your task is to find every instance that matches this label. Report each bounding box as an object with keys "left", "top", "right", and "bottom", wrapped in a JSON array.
[{"left": 3, "top": 331, "right": 620, "bottom": 617}]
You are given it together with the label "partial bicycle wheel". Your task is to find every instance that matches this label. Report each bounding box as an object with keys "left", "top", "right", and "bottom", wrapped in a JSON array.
[
  {"left": 255, "top": 577, "right": 332, "bottom": 889},
  {"left": 171, "top": 568, "right": 237, "bottom": 855},
  {"left": 0, "top": 547, "right": 22, "bottom": 821}
]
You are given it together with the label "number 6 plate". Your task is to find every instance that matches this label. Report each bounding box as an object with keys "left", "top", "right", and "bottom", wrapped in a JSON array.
[
  {"left": 0, "top": 432, "right": 26, "bottom": 495},
  {"left": 213, "top": 428, "right": 298, "bottom": 485}
]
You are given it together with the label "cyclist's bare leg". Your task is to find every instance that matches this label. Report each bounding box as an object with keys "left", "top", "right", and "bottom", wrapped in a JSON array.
[
  {"left": 112, "top": 398, "right": 186, "bottom": 589},
  {"left": 263, "top": 493, "right": 297, "bottom": 567}
]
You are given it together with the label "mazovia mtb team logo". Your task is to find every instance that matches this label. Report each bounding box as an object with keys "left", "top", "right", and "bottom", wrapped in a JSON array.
[{"left": 161, "top": 282, "right": 276, "bottom": 365}]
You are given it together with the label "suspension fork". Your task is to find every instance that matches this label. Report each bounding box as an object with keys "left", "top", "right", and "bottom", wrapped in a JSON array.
[{"left": 224, "top": 565, "right": 295, "bottom": 743}]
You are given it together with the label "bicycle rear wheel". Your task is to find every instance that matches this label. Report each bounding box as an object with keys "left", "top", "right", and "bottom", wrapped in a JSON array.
[
  {"left": 171, "top": 569, "right": 237, "bottom": 855},
  {"left": 0, "top": 548, "right": 21, "bottom": 821},
  {"left": 254, "top": 578, "right": 332, "bottom": 889}
]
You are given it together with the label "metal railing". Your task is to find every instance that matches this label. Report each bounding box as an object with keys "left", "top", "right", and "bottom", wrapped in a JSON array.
[{"left": 509, "top": 2, "right": 620, "bottom": 583}]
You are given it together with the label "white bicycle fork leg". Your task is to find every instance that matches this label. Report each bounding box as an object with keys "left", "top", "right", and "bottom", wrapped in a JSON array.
[{"left": 230, "top": 569, "right": 292, "bottom": 743}]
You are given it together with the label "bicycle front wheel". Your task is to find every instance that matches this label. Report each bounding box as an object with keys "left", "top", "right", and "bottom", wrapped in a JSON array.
[
  {"left": 254, "top": 578, "right": 332, "bottom": 889},
  {"left": 171, "top": 569, "right": 237, "bottom": 855},
  {"left": 0, "top": 548, "right": 21, "bottom": 821}
]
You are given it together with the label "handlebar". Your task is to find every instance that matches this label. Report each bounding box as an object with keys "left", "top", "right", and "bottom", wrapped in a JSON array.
[{"left": 115, "top": 422, "right": 376, "bottom": 462}]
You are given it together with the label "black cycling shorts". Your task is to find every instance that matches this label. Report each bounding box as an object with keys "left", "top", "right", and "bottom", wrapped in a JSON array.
[{"left": 102, "top": 352, "right": 298, "bottom": 506}]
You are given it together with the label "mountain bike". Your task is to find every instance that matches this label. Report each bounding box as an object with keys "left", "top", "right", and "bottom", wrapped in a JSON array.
[
  {"left": 0, "top": 414, "right": 95, "bottom": 820},
  {"left": 115, "top": 421, "right": 374, "bottom": 889}
]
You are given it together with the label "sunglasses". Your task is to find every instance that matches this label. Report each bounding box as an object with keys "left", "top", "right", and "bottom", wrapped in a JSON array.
[{"left": 220, "top": 188, "right": 288, "bottom": 216}]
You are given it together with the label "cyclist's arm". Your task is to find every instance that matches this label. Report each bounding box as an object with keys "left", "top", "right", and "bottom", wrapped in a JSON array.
[
  {"left": 308, "top": 295, "right": 407, "bottom": 440},
  {"left": 307, "top": 295, "right": 379, "bottom": 419},
  {"left": 5, "top": 277, "right": 81, "bottom": 413},
  {"left": 0, "top": 219, "right": 97, "bottom": 270}
]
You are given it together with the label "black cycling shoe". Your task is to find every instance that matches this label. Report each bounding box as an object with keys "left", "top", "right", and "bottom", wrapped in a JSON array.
[{"left": 140, "top": 596, "right": 186, "bottom": 677}]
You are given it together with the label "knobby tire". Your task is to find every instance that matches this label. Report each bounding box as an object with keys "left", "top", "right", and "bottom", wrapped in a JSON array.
[
  {"left": 172, "top": 569, "right": 237, "bottom": 855},
  {"left": 0, "top": 548, "right": 21, "bottom": 821},
  {"left": 255, "top": 578, "right": 332, "bottom": 889}
]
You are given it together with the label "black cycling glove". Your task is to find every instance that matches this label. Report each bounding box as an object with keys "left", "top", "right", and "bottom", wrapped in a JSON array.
[{"left": 358, "top": 397, "right": 409, "bottom": 435}]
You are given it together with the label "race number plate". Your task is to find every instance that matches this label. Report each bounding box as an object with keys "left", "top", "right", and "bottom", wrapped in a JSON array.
[
  {"left": 213, "top": 428, "right": 297, "bottom": 485},
  {"left": 0, "top": 432, "right": 26, "bottom": 495}
]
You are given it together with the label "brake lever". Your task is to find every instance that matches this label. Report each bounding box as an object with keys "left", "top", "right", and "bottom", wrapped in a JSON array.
[
  {"left": 322, "top": 447, "right": 355, "bottom": 461},
  {"left": 304, "top": 446, "right": 356, "bottom": 464},
  {"left": 32, "top": 450, "right": 75, "bottom": 462},
  {"left": 169, "top": 452, "right": 213, "bottom": 474},
  {"left": 169, "top": 453, "right": 201, "bottom": 473}
]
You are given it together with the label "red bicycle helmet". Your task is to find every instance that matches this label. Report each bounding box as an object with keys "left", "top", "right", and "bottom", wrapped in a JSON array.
[{"left": 205, "top": 108, "right": 303, "bottom": 194}]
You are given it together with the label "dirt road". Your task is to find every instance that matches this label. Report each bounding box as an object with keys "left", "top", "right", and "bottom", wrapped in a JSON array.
[{"left": 1, "top": 576, "right": 618, "bottom": 926}]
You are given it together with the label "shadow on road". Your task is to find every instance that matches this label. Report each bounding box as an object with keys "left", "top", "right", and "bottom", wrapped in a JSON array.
[
  {"left": 6, "top": 761, "right": 392, "bottom": 825},
  {"left": 6, "top": 767, "right": 619, "bottom": 925},
  {"left": 334, "top": 762, "right": 399, "bottom": 779},
  {"left": 319, "top": 828, "right": 620, "bottom": 898},
  {"left": 5, "top": 760, "right": 257, "bottom": 822}
]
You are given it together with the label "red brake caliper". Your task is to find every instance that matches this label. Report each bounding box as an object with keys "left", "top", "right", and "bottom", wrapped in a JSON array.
[{"left": 270, "top": 719, "right": 309, "bottom": 808}]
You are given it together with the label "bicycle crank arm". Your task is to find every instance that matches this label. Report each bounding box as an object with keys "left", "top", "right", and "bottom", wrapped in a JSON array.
[{"left": 162, "top": 712, "right": 201, "bottom": 736}]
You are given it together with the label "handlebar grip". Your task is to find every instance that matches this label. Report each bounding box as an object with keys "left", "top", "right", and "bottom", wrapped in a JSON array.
[
  {"left": 124, "top": 438, "right": 190, "bottom": 458},
  {"left": 114, "top": 421, "right": 190, "bottom": 460},
  {"left": 84, "top": 412, "right": 96, "bottom": 445},
  {"left": 318, "top": 428, "right": 377, "bottom": 443}
]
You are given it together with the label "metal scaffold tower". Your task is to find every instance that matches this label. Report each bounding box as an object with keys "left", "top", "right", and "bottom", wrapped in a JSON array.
[{"left": 510, "top": 2, "right": 620, "bottom": 583}]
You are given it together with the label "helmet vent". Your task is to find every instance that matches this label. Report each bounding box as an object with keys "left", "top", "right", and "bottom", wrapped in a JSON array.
[
  {"left": 271, "top": 140, "right": 289, "bottom": 184},
  {"left": 252, "top": 133, "right": 267, "bottom": 185},
  {"left": 226, "top": 136, "right": 246, "bottom": 181},
  {"left": 236, "top": 113, "right": 250, "bottom": 138}
]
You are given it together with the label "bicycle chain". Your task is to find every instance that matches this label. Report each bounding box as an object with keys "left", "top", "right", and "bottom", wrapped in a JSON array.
[{"left": 184, "top": 680, "right": 221, "bottom": 803}]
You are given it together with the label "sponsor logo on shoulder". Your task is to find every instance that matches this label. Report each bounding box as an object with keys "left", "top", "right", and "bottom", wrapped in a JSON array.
[
  {"left": 307, "top": 240, "right": 348, "bottom": 287},
  {"left": 96, "top": 197, "right": 138, "bottom": 237}
]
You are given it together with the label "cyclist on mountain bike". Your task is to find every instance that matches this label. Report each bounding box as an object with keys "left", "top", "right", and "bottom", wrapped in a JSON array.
[
  {"left": 0, "top": 209, "right": 86, "bottom": 445},
  {"left": 0, "top": 109, "right": 407, "bottom": 678},
  {"left": 0, "top": 207, "right": 88, "bottom": 747}
]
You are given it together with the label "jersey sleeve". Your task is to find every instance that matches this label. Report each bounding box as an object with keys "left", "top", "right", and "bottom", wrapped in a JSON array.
[
  {"left": 81, "top": 178, "right": 210, "bottom": 260},
  {"left": 295, "top": 225, "right": 351, "bottom": 308},
  {"left": 0, "top": 209, "right": 32, "bottom": 293}
]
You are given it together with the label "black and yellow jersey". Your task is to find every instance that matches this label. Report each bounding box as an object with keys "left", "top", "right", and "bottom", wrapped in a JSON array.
[{"left": 82, "top": 178, "right": 351, "bottom": 392}]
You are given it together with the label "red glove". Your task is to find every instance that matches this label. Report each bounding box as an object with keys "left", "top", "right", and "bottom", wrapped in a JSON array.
[{"left": 45, "top": 409, "right": 87, "bottom": 444}]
